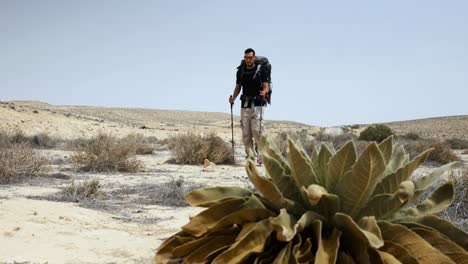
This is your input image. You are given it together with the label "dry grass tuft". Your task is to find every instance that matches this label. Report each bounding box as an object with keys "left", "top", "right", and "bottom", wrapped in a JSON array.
[
  {"left": 0, "top": 142, "right": 50, "bottom": 184},
  {"left": 57, "top": 180, "right": 106, "bottom": 202},
  {"left": 71, "top": 133, "right": 143, "bottom": 172},
  {"left": 166, "top": 133, "right": 233, "bottom": 165}
]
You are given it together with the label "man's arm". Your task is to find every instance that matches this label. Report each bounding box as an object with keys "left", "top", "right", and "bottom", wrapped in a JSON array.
[{"left": 260, "top": 82, "right": 269, "bottom": 97}]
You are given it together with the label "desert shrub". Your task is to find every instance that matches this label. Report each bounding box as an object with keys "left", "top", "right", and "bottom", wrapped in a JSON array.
[
  {"left": 0, "top": 143, "right": 50, "bottom": 184},
  {"left": 71, "top": 133, "right": 143, "bottom": 172},
  {"left": 358, "top": 124, "right": 394, "bottom": 142},
  {"left": 30, "top": 132, "right": 59, "bottom": 148},
  {"left": 147, "top": 176, "right": 203, "bottom": 207},
  {"left": 403, "top": 139, "right": 460, "bottom": 164},
  {"left": 446, "top": 138, "right": 468, "bottom": 149},
  {"left": 350, "top": 124, "right": 361, "bottom": 129},
  {"left": 167, "top": 133, "right": 233, "bottom": 165},
  {"left": 400, "top": 132, "right": 420, "bottom": 140},
  {"left": 58, "top": 180, "right": 106, "bottom": 202},
  {"left": 0, "top": 129, "right": 60, "bottom": 149},
  {"left": 121, "top": 134, "right": 155, "bottom": 155}
]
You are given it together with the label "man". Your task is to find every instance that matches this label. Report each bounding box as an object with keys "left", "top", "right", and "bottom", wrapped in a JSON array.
[{"left": 229, "top": 48, "right": 270, "bottom": 163}]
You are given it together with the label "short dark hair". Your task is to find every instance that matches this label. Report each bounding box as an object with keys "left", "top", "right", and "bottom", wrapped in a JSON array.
[{"left": 244, "top": 48, "right": 255, "bottom": 56}]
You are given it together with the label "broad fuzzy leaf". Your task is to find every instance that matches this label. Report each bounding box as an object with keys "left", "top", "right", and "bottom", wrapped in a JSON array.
[
  {"left": 260, "top": 136, "right": 290, "bottom": 174},
  {"left": 185, "top": 186, "right": 252, "bottom": 207},
  {"left": 373, "top": 149, "right": 431, "bottom": 196},
  {"left": 327, "top": 141, "right": 357, "bottom": 192},
  {"left": 182, "top": 195, "right": 267, "bottom": 237},
  {"left": 336, "top": 143, "right": 386, "bottom": 217},
  {"left": 380, "top": 240, "right": 418, "bottom": 264},
  {"left": 378, "top": 221, "right": 455, "bottom": 263},
  {"left": 383, "top": 144, "right": 407, "bottom": 178},
  {"left": 358, "top": 193, "right": 402, "bottom": 220},
  {"left": 263, "top": 152, "right": 306, "bottom": 203},
  {"left": 246, "top": 159, "right": 304, "bottom": 215},
  {"left": 212, "top": 219, "right": 273, "bottom": 263},
  {"left": 398, "top": 215, "right": 468, "bottom": 250},
  {"left": 407, "top": 227, "right": 468, "bottom": 264},
  {"left": 378, "top": 136, "right": 394, "bottom": 166},
  {"left": 288, "top": 138, "right": 319, "bottom": 188},
  {"left": 316, "top": 143, "right": 334, "bottom": 188},
  {"left": 393, "top": 181, "right": 454, "bottom": 219},
  {"left": 270, "top": 208, "right": 297, "bottom": 242},
  {"left": 334, "top": 213, "right": 384, "bottom": 249},
  {"left": 313, "top": 220, "right": 341, "bottom": 264}
]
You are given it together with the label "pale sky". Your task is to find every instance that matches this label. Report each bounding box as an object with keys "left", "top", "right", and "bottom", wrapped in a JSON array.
[{"left": 1, "top": 0, "right": 467, "bottom": 126}]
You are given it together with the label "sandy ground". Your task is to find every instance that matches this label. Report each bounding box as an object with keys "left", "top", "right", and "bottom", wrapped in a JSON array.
[{"left": 0, "top": 147, "right": 253, "bottom": 264}]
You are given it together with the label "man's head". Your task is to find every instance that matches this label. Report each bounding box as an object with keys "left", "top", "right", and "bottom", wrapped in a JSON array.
[{"left": 244, "top": 48, "right": 255, "bottom": 68}]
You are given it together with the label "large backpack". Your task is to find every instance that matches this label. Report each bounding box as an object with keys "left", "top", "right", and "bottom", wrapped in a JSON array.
[{"left": 237, "top": 56, "right": 273, "bottom": 105}]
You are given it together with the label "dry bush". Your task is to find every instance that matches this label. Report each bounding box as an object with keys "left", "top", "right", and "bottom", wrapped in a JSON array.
[
  {"left": 400, "top": 138, "right": 461, "bottom": 164},
  {"left": 57, "top": 180, "right": 106, "bottom": 202},
  {"left": 358, "top": 124, "right": 394, "bottom": 142},
  {"left": 71, "top": 133, "right": 143, "bottom": 172},
  {"left": 0, "top": 143, "right": 50, "bottom": 184},
  {"left": 167, "top": 133, "right": 233, "bottom": 165},
  {"left": 399, "top": 132, "right": 420, "bottom": 140},
  {"left": 446, "top": 138, "right": 468, "bottom": 150},
  {"left": 120, "top": 134, "right": 155, "bottom": 155},
  {"left": 144, "top": 176, "right": 203, "bottom": 207},
  {"left": 0, "top": 129, "right": 60, "bottom": 149}
]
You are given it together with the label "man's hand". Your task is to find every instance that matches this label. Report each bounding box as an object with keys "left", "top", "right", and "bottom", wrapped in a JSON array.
[
  {"left": 259, "top": 90, "right": 267, "bottom": 97},
  {"left": 229, "top": 95, "right": 235, "bottom": 105}
]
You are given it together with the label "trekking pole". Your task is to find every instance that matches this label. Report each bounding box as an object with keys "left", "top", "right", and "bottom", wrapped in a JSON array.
[{"left": 229, "top": 95, "right": 235, "bottom": 164}]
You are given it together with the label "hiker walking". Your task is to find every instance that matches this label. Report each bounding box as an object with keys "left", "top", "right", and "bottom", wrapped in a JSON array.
[{"left": 229, "top": 48, "right": 271, "bottom": 164}]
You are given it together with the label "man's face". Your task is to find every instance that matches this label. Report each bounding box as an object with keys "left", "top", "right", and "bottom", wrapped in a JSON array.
[{"left": 244, "top": 52, "right": 255, "bottom": 67}]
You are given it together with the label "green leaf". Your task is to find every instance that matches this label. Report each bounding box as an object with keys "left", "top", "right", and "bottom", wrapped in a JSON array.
[
  {"left": 313, "top": 220, "right": 341, "bottom": 264},
  {"left": 383, "top": 144, "right": 407, "bottom": 178},
  {"left": 183, "top": 236, "right": 236, "bottom": 263},
  {"left": 336, "top": 143, "right": 386, "bottom": 217},
  {"left": 270, "top": 208, "right": 297, "bottom": 242},
  {"left": 380, "top": 240, "right": 418, "bottom": 264},
  {"left": 246, "top": 159, "right": 303, "bottom": 215},
  {"left": 288, "top": 138, "right": 319, "bottom": 188},
  {"left": 263, "top": 152, "right": 306, "bottom": 203},
  {"left": 406, "top": 227, "right": 468, "bottom": 264},
  {"left": 375, "top": 250, "right": 403, "bottom": 264},
  {"left": 185, "top": 186, "right": 252, "bottom": 207},
  {"left": 182, "top": 195, "right": 266, "bottom": 237},
  {"left": 334, "top": 213, "right": 384, "bottom": 249},
  {"left": 212, "top": 218, "right": 274, "bottom": 263},
  {"left": 327, "top": 141, "right": 357, "bottom": 192},
  {"left": 357, "top": 193, "right": 402, "bottom": 220},
  {"left": 260, "top": 135, "right": 291, "bottom": 174},
  {"left": 393, "top": 181, "right": 454, "bottom": 219},
  {"left": 398, "top": 215, "right": 468, "bottom": 250},
  {"left": 373, "top": 149, "right": 431, "bottom": 196},
  {"left": 316, "top": 143, "right": 334, "bottom": 188},
  {"left": 378, "top": 136, "right": 394, "bottom": 166},
  {"left": 411, "top": 162, "right": 459, "bottom": 202},
  {"left": 378, "top": 221, "right": 455, "bottom": 263}
]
